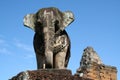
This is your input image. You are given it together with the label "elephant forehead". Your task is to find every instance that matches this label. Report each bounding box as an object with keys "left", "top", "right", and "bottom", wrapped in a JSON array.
[{"left": 36, "top": 8, "right": 63, "bottom": 19}]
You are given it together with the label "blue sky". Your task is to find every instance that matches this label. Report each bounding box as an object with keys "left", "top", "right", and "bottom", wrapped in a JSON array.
[{"left": 0, "top": 0, "right": 120, "bottom": 79}]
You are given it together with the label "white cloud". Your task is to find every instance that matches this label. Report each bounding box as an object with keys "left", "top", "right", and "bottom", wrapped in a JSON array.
[
  {"left": 14, "top": 41, "right": 34, "bottom": 52},
  {"left": 13, "top": 39, "right": 35, "bottom": 59},
  {"left": 0, "top": 35, "right": 11, "bottom": 47},
  {"left": 0, "top": 34, "right": 4, "bottom": 38},
  {"left": 0, "top": 37, "right": 34, "bottom": 57},
  {"left": 0, "top": 39, "right": 5, "bottom": 44},
  {"left": 0, "top": 37, "right": 12, "bottom": 55},
  {"left": 24, "top": 54, "right": 35, "bottom": 59},
  {"left": 0, "top": 48, "right": 11, "bottom": 55},
  {"left": 0, "top": 36, "right": 6, "bottom": 45}
]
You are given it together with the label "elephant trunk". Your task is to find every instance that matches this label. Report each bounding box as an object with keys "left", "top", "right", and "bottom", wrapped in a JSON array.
[{"left": 42, "top": 14, "right": 55, "bottom": 68}]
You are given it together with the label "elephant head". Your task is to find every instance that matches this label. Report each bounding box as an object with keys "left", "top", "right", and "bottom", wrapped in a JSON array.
[
  {"left": 23, "top": 7, "right": 74, "bottom": 69},
  {"left": 23, "top": 7, "right": 74, "bottom": 32}
]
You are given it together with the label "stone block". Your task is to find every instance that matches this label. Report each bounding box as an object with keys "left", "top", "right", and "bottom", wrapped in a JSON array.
[{"left": 10, "top": 69, "right": 92, "bottom": 80}]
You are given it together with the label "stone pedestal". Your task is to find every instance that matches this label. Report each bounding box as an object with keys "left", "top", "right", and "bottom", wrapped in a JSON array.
[{"left": 10, "top": 69, "right": 92, "bottom": 80}]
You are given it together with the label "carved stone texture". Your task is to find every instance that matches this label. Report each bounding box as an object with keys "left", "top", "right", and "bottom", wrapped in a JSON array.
[
  {"left": 76, "top": 47, "right": 117, "bottom": 80},
  {"left": 10, "top": 69, "right": 92, "bottom": 80},
  {"left": 23, "top": 7, "right": 74, "bottom": 69},
  {"left": 80, "top": 46, "right": 102, "bottom": 68}
]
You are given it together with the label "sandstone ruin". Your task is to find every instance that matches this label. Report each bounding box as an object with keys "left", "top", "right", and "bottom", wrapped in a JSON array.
[
  {"left": 10, "top": 7, "right": 117, "bottom": 80},
  {"left": 76, "top": 47, "right": 117, "bottom": 80}
]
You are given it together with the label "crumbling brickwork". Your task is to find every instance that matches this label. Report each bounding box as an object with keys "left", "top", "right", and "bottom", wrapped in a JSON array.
[
  {"left": 76, "top": 62, "right": 117, "bottom": 80},
  {"left": 76, "top": 47, "right": 117, "bottom": 80}
]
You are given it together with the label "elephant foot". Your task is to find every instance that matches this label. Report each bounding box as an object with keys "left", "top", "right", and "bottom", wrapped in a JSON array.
[
  {"left": 45, "top": 51, "right": 53, "bottom": 68},
  {"left": 55, "top": 52, "right": 66, "bottom": 69}
]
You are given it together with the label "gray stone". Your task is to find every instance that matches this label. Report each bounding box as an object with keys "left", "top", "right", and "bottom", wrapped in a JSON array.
[
  {"left": 80, "top": 46, "right": 102, "bottom": 68},
  {"left": 23, "top": 7, "right": 74, "bottom": 69},
  {"left": 10, "top": 69, "right": 92, "bottom": 80},
  {"left": 76, "top": 46, "right": 102, "bottom": 76}
]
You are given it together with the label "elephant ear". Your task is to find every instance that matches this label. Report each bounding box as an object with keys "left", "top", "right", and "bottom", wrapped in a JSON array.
[
  {"left": 62, "top": 11, "right": 74, "bottom": 30},
  {"left": 23, "top": 14, "right": 36, "bottom": 31}
]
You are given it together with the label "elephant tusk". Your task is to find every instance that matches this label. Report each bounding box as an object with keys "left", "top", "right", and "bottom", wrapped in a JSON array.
[{"left": 43, "top": 64, "right": 46, "bottom": 69}]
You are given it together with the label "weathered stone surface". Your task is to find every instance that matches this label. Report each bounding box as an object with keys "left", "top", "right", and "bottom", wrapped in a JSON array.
[
  {"left": 10, "top": 69, "right": 92, "bottom": 80},
  {"left": 76, "top": 47, "right": 117, "bottom": 80},
  {"left": 10, "top": 47, "right": 117, "bottom": 80},
  {"left": 80, "top": 46, "right": 102, "bottom": 68},
  {"left": 23, "top": 7, "right": 74, "bottom": 69},
  {"left": 76, "top": 62, "right": 117, "bottom": 80}
]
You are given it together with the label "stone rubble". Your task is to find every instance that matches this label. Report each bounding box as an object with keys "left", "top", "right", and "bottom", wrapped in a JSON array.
[{"left": 76, "top": 47, "right": 117, "bottom": 80}]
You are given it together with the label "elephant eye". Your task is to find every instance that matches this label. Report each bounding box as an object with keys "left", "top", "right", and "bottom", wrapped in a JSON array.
[
  {"left": 35, "top": 18, "right": 42, "bottom": 25},
  {"left": 36, "top": 21, "right": 42, "bottom": 26}
]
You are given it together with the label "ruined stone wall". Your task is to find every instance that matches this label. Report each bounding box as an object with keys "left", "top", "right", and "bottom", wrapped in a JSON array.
[
  {"left": 76, "top": 47, "right": 117, "bottom": 80},
  {"left": 80, "top": 62, "right": 117, "bottom": 80}
]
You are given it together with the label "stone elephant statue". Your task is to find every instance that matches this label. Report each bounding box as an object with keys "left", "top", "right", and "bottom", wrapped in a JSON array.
[{"left": 23, "top": 7, "right": 74, "bottom": 69}]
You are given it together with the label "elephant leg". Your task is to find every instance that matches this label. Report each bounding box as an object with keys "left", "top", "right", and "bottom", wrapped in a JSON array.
[
  {"left": 45, "top": 50, "right": 53, "bottom": 68},
  {"left": 34, "top": 33, "right": 46, "bottom": 69},
  {"left": 54, "top": 46, "right": 68, "bottom": 69},
  {"left": 36, "top": 53, "right": 46, "bottom": 69}
]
